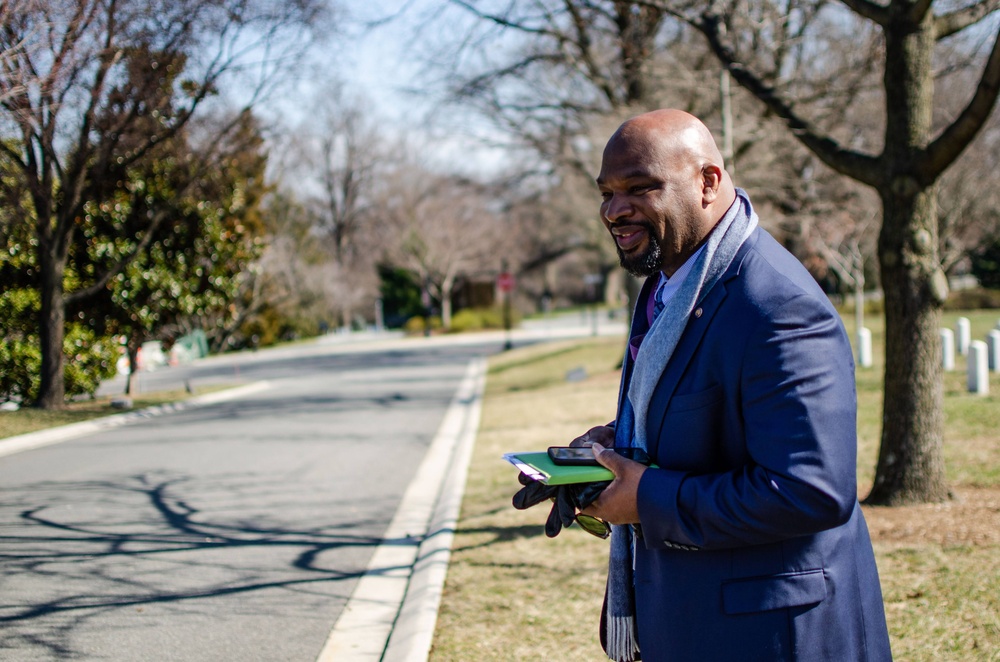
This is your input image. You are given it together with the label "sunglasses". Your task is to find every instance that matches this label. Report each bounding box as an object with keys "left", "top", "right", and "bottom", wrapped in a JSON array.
[{"left": 574, "top": 513, "right": 611, "bottom": 539}]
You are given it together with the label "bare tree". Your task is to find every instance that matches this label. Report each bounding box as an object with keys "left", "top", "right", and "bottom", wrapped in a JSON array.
[
  {"left": 379, "top": 163, "right": 515, "bottom": 329},
  {"left": 442, "top": 0, "right": 670, "bottom": 165},
  {"left": 433, "top": 1, "right": 872, "bottom": 312},
  {"left": 236, "top": 193, "right": 322, "bottom": 343},
  {"left": 285, "top": 84, "right": 384, "bottom": 328},
  {"left": 503, "top": 164, "right": 625, "bottom": 304},
  {"left": 937, "top": 110, "right": 1000, "bottom": 276},
  {"left": 437, "top": 0, "right": 1000, "bottom": 504},
  {"left": 0, "top": 0, "right": 323, "bottom": 408},
  {"left": 300, "top": 257, "right": 381, "bottom": 331},
  {"left": 658, "top": 0, "right": 1000, "bottom": 504},
  {"left": 429, "top": 1, "right": 717, "bottom": 317},
  {"left": 814, "top": 210, "right": 880, "bottom": 336},
  {"left": 297, "top": 84, "right": 383, "bottom": 262}
]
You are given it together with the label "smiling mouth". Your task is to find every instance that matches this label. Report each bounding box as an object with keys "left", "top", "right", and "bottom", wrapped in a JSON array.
[{"left": 612, "top": 226, "right": 647, "bottom": 252}]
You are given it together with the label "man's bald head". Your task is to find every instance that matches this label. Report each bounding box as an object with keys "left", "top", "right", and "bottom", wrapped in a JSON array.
[
  {"left": 607, "top": 109, "right": 730, "bottom": 185},
  {"left": 596, "top": 109, "right": 737, "bottom": 277}
]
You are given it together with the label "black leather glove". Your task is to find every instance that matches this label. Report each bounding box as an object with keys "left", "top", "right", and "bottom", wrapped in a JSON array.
[{"left": 512, "top": 472, "right": 611, "bottom": 537}]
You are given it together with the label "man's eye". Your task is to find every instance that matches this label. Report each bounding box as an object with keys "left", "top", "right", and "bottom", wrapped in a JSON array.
[
  {"left": 600, "top": 191, "right": 613, "bottom": 200},
  {"left": 630, "top": 186, "right": 650, "bottom": 195}
]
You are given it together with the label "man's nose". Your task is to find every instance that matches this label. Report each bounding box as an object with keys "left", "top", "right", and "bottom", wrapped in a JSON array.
[{"left": 603, "top": 193, "right": 633, "bottom": 223}]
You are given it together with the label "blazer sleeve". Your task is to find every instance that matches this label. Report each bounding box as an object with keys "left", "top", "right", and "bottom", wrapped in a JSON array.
[{"left": 636, "top": 292, "right": 859, "bottom": 551}]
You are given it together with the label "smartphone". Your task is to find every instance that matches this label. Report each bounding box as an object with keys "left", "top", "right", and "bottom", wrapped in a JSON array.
[{"left": 547, "top": 446, "right": 651, "bottom": 466}]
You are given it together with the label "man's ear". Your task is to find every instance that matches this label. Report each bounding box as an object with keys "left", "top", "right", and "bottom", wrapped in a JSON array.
[{"left": 701, "top": 164, "right": 723, "bottom": 204}]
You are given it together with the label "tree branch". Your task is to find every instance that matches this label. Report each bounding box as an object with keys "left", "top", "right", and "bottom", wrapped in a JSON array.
[
  {"left": 905, "top": 0, "right": 936, "bottom": 24},
  {"left": 454, "top": 52, "right": 564, "bottom": 98},
  {"left": 921, "top": 27, "right": 1000, "bottom": 181},
  {"left": 67, "top": 107, "right": 258, "bottom": 305},
  {"left": 695, "top": 11, "right": 882, "bottom": 186},
  {"left": 564, "top": 0, "right": 618, "bottom": 105},
  {"left": 448, "top": 0, "right": 566, "bottom": 39},
  {"left": 64, "top": 208, "right": 171, "bottom": 305},
  {"left": 935, "top": 0, "right": 1000, "bottom": 40},
  {"left": 0, "top": 138, "right": 27, "bottom": 171},
  {"left": 834, "top": 0, "right": 891, "bottom": 25}
]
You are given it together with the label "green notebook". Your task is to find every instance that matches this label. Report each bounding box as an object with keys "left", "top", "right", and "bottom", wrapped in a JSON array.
[{"left": 503, "top": 451, "right": 614, "bottom": 485}]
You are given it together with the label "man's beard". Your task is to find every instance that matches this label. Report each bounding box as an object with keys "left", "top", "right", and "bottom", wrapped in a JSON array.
[{"left": 617, "top": 229, "right": 662, "bottom": 277}]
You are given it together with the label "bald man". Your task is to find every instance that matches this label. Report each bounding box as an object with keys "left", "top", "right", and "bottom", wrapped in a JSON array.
[{"left": 571, "top": 110, "right": 892, "bottom": 661}]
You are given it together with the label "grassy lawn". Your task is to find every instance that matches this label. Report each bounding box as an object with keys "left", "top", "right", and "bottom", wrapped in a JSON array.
[
  {"left": 843, "top": 309, "right": 1000, "bottom": 490},
  {"left": 431, "top": 311, "right": 1000, "bottom": 661}
]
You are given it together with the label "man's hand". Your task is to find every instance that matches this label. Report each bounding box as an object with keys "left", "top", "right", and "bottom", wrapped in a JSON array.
[
  {"left": 569, "top": 425, "right": 615, "bottom": 449},
  {"left": 580, "top": 444, "right": 647, "bottom": 525}
]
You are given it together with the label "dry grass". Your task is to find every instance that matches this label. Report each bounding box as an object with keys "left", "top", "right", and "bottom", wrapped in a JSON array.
[{"left": 432, "top": 338, "right": 618, "bottom": 661}]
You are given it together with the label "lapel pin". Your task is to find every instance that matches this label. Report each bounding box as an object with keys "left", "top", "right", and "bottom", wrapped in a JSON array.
[{"left": 694, "top": 308, "right": 703, "bottom": 318}]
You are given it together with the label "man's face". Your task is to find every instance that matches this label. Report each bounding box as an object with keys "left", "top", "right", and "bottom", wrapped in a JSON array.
[{"left": 596, "top": 132, "right": 706, "bottom": 278}]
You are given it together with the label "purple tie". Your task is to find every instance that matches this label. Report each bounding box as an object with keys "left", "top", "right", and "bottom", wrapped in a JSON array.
[{"left": 652, "top": 280, "right": 666, "bottom": 322}]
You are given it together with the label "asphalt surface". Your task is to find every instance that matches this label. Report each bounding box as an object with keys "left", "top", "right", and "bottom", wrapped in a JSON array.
[
  {"left": 0, "top": 316, "right": 626, "bottom": 661},
  {"left": 0, "top": 343, "right": 486, "bottom": 661}
]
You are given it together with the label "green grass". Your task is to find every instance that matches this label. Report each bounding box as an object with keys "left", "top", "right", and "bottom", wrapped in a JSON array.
[
  {"left": 430, "top": 313, "right": 1000, "bottom": 662},
  {"left": 0, "top": 386, "right": 231, "bottom": 439},
  {"left": 843, "top": 310, "right": 1000, "bottom": 491}
]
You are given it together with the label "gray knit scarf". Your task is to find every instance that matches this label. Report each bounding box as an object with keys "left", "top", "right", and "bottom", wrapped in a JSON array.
[{"left": 604, "top": 190, "right": 756, "bottom": 662}]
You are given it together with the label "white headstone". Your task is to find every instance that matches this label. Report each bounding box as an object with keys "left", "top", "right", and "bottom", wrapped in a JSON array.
[
  {"left": 956, "top": 317, "right": 971, "bottom": 355},
  {"left": 857, "top": 327, "right": 873, "bottom": 368},
  {"left": 941, "top": 328, "right": 955, "bottom": 372},
  {"left": 968, "top": 340, "right": 989, "bottom": 395},
  {"left": 987, "top": 330, "right": 1000, "bottom": 373}
]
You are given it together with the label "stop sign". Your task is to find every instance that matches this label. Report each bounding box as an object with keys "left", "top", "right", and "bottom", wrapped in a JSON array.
[{"left": 497, "top": 272, "right": 515, "bottom": 292}]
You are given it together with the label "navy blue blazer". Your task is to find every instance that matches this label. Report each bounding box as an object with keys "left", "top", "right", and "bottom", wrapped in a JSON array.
[{"left": 615, "top": 228, "right": 892, "bottom": 661}]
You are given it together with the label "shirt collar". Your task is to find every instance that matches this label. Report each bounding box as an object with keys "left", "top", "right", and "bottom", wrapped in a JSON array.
[{"left": 654, "top": 199, "right": 757, "bottom": 308}]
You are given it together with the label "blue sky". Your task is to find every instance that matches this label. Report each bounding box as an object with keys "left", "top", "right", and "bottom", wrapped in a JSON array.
[{"left": 256, "top": 0, "right": 514, "bottom": 180}]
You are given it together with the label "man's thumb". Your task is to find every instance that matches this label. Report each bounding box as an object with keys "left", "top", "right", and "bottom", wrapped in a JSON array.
[{"left": 591, "top": 444, "right": 620, "bottom": 474}]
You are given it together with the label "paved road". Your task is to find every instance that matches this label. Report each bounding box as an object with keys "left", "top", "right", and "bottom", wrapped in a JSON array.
[{"left": 0, "top": 340, "right": 496, "bottom": 661}]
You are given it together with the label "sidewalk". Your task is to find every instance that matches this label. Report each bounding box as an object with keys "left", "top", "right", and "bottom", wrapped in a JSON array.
[
  {"left": 317, "top": 357, "right": 487, "bottom": 662},
  {"left": 0, "top": 381, "right": 272, "bottom": 459}
]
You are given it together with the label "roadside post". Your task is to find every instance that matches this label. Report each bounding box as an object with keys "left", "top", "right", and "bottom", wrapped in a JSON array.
[{"left": 498, "top": 265, "right": 515, "bottom": 351}]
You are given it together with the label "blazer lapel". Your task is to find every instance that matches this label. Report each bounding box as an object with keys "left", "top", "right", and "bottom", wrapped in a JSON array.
[
  {"left": 617, "top": 276, "right": 658, "bottom": 420},
  {"left": 643, "top": 229, "right": 759, "bottom": 459}
]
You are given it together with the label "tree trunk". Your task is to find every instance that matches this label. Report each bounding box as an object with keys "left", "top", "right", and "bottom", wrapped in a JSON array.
[
  {"left": 125, "top": 340, "right": 142, "bottom": 395},
  {"left": 864, "top": 10, "right": 951, "bottom": 505},
  {"left": 854, "top": 269, "right": 865, "bottom": 340},
  {"left": 420, "top": 277, "right": 433, "bottom": 337},
  {"left": 720, "top": 69, "right": 735, "bottom": 179},
  {"left": 36, "top": 242, "right": 67, "bottom": 408},
  {"left": 866, "top": 184, "right": 950, "bottom": 504},
  {"left": 441, "top": 279, "right": 454, "bottom": 330}
]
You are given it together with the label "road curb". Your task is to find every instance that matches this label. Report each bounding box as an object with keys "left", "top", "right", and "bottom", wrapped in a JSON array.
[
  {"left": 0, "top": 381, "right": 272, "bottom": 459},
  {"left": 316, "top": 357, "right": 487, "bottom": 662}
]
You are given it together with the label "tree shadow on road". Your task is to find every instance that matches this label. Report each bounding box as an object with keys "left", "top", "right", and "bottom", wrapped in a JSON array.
[{"left": 0, "top": 471, "right": 410, "bottom": 659}]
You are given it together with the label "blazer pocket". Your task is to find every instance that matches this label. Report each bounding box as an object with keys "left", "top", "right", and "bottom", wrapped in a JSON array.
[
  {"left": 665, "top": 383, "right": 723, "bottom": 412},
  {"left": 652, "top": 384, "right": 725, "bottom": 468},
  {"left": 722, "top": 569, "right": 827, "bottom": 615}
]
